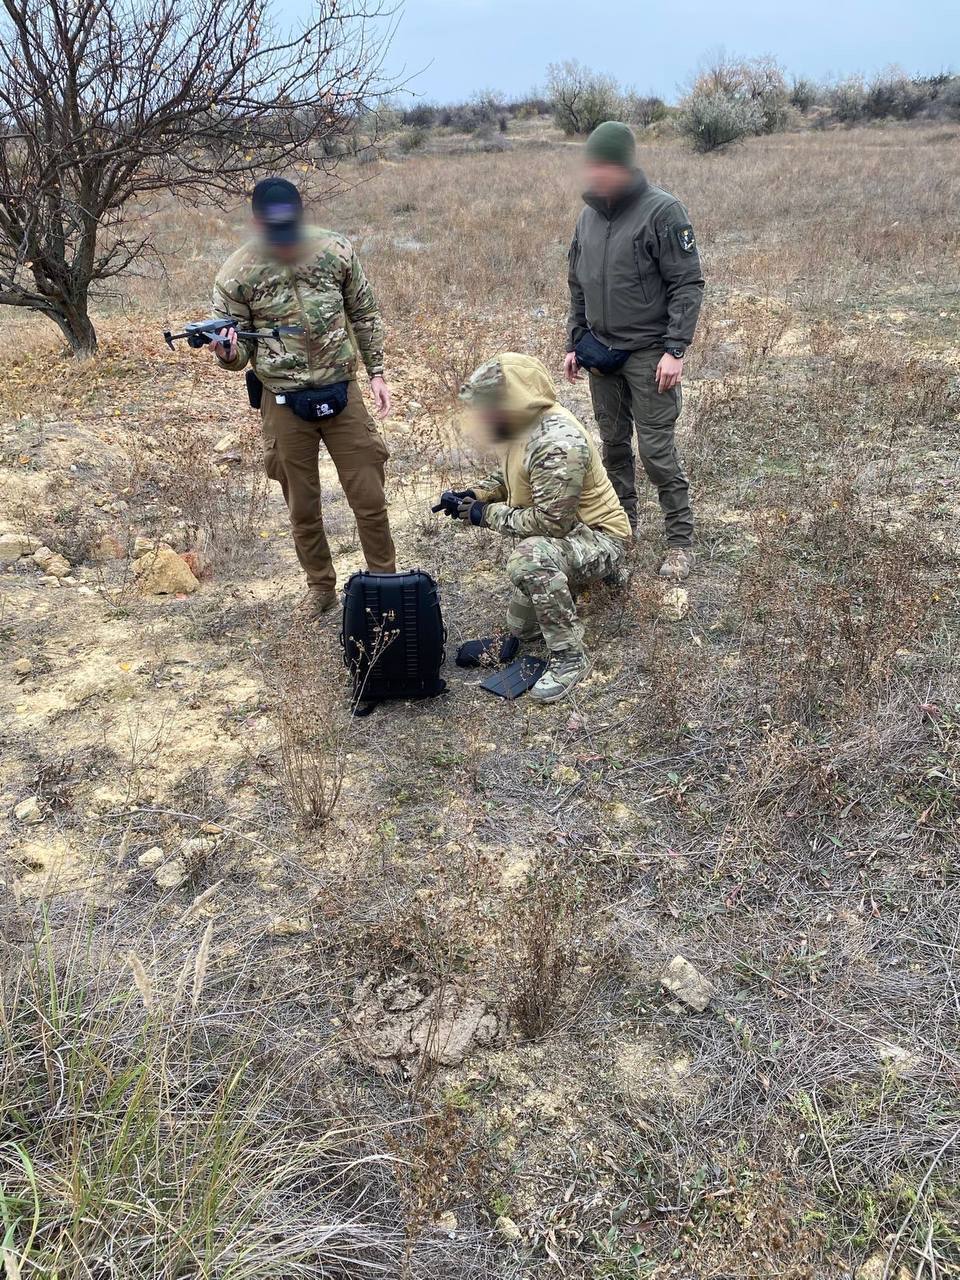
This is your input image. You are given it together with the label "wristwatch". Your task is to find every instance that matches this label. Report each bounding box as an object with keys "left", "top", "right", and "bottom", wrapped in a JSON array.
[{"left": 665, "top": 345, "right": 686, "bottom": 360}]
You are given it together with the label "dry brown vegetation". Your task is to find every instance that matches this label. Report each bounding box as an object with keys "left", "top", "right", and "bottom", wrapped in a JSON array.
[{"left": 1, "top": 121, "right": 959, "bottom": 1279}]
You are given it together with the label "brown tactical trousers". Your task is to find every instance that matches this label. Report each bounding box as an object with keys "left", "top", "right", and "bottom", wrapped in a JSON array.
[{"left": 260, "top": 381, "right": 396, "bottom": 591}]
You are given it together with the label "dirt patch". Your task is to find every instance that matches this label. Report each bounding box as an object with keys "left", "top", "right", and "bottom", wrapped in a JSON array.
[{"left": 348, "top": 971, "right": 502, "bottom": 1073}]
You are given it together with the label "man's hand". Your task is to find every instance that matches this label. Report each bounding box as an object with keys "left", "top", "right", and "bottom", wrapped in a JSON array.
[
  {"left": 432, "top": 489, "right": 475, "bottom": 518},
  {"left": 656, "top": 352, "right": 684, "bottom": 394},
  {"left": 370, "top": 374, "right": 391, "bottom": 419},
  {"left": 457, "top": 496, "right": 487, "bottom": 526},
  {"left": 563, "top": 352, "right": 582, "bottom": 384},
  {"left": 209, "top": 325, "right": 237, "bottom": 361}
]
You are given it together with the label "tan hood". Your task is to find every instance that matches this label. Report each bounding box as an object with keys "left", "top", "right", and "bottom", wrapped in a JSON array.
[{"left": 459, "top": 352, "right": 558, "bottom": 433}]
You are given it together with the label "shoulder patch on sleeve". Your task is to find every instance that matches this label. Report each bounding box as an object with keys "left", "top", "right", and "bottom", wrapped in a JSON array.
[{"left": 676, "top": 224, "right": 697, "bottom": 254}]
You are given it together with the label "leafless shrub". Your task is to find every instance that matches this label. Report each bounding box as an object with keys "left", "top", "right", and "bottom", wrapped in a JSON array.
[
  {"left": 502, "top": 858, "right": 580, "bottom": 1040},
  {"left": 113, "top": 415, "right": 268, "bottom": 559},
  {"left": 270, "top": 620, "right": 352, "bottom": 828}
]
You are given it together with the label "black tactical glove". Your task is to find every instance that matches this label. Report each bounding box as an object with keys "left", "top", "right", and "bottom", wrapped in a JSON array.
[
  {"left": 431, "top": 488, "right": 476, "bottom": 519},
  {"left": 458, "top": 496, "right": 488, "bottom": 526}
]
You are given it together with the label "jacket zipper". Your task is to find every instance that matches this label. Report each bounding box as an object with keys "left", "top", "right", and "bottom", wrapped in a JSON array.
[
  {"left": 290, "top": 269, "right": 314, "bottom": 384},
  {"left": 601, "top": 218, "right": 612, "bottom": 335}
]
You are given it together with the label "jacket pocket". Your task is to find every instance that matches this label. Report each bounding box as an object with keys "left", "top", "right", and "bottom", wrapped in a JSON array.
[{"left": 632, "top": 237, "right": 651, "bottom": 305}]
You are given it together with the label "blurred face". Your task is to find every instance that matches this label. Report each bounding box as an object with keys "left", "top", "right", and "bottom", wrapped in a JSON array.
[
  {"left": 467, "top": 405, "right": 513, "bottom": 446},
  {"left": 253, "top": 215, "right": 302, "bottom": 263},
  {"left": 583, "top": 159, "right": 633, "bottom": 201}
]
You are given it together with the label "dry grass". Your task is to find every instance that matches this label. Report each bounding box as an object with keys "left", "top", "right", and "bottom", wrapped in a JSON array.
[{"left": 0, "top": 121, "right": 958, "bottom": 1279}]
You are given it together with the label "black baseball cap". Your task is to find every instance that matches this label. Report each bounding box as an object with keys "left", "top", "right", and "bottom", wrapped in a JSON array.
[{"left": 251, "top": 177, "right": 303, "bottom": 247}]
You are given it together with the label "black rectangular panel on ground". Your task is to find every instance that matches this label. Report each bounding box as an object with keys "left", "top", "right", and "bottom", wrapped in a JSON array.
[{"left": 479, "top": 656, "right": 547, "bottom": 700}]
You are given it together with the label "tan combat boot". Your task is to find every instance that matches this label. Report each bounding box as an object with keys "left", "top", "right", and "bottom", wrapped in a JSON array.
[
  {"left": 297, "top": 585, "right": 338, "bottom": 620},
  {"left": 529, "top": 650, "right": 590, "bottom": 703},
  {"left": 659, "top": 548, "right": 694, "bottom": 582}
]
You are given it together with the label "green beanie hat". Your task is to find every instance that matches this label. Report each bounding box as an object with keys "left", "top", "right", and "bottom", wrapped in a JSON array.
[{"left": 585, "top": 120, "right": 636, "bottom": 168}]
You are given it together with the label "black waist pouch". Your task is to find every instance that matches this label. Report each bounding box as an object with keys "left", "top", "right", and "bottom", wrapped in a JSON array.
[
  {"left": 277, "top": 381, "right": 349, "bottom": 422},
  {"left": 574, "top": 330, "right": 631, "bottom": 376}
]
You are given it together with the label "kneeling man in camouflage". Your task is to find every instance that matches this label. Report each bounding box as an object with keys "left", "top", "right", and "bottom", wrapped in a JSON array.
[{"left": 455, "top": 353, "right": 631, "bottom": 703}]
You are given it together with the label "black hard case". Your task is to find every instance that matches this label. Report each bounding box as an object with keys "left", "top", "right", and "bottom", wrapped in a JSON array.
[{"left": 341, "top": 570, "right": 446, "bottom": 705}]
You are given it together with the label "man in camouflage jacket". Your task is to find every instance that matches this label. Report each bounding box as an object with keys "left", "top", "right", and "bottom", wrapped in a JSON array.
[
  {"left": 453, "top": 353, "right": 631, "bottom": 703},
  {"left": 209, "top": 178, "right": 395, "bottom": 617}
]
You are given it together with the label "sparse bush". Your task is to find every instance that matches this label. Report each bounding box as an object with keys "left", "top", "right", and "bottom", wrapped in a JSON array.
[
  {"left": 438, "top": 90, "right": 505, "bottom": 134},
  {"left": 502, "top": 861, "right": 580, "bottom": 1040},
  {"left": 678, "top": 88, "right": 763, "bottom": 152},
  {"left": 829, "top": 77, "right": 868, "bottom": 123},
  {"left": 790, "top": 76, "right": 819, "bottom": 114},
  {"left": 679, "top": 55, "right": 791, "bottom": 149},
  {"left": 623, "top": 91, "right": 668, "bottom": 128},
  {"left": 547, "top": 59, "right": 624, "bottom": 135},
  {"left": 865, "top": 69, "right": 931, "bottom": 120},
  {"left": 402, "top": 101, "right": 440, "bottom": 129},
  {"left": 270, "top": 621, "right": 352, "bottom": 828},
  {"left": 398, "top": 125, "right": 429, "bottom": 152}
]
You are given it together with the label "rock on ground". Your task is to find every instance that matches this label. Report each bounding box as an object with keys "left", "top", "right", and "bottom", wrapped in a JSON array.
[
  {"left": 659, "top": 586, "right": 689, "bottom": 621},
  {"left": 45, "top": 553, "right": 71, "bottom": 578},
  {"left": 660, "top": 955, "right": 714, "bottom": 1012},
  {"left": 14, "top": 796, "right": 43, "bottom": 825},
  {"left": 153, "top": 856, "right": 190, "bottom": 889},
  {"left": 496, "top": 1215, "right": 522, "bottom": 1243},
  {"left": 0, "top": 532, "right": 39, "bottom": 562},
  {"left": 133, "top": 547, "right": 199, "bottom": 596}
]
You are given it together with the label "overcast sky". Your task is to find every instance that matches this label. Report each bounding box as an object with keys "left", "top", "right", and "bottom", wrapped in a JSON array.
[{"left": 376, "top": 0, "right": 957, "bottom": 103}]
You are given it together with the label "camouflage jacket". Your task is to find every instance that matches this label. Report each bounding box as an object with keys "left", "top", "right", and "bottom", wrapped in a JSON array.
[
  {"left": 475, "top": 414, "right": 593, "bottom": 539},
  {"left": 212, "top": 227, "right": 385, "bottom": 391},
  {"left": 462, "top": 353, "right": 631, "bottom": 541}
]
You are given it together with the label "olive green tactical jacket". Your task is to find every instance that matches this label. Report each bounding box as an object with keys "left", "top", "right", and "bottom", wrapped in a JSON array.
[
  {"left": 567, "top": 171, "right": 704, "bottom": 354},
  {"left": 213, "top": 226, "right": 385, "bottom": 391}
]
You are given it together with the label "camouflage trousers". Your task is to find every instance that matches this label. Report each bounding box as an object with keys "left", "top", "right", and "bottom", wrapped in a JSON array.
[{"left": 505, "top": 525, "right": 626, "bottom": 653}]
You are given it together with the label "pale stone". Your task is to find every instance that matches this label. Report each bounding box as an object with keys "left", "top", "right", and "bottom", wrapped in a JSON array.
[
  {"left": 153, "top": 857, "right": 189, "bottom": 889},
  {"left": 0, "top": 532, "right": 37, "bottom": 562},
  {"left": 45, "top": 554, "right": 71, "bottom": 578},
  {"left": 660, "top": 955, "right": 714, "bottom": 1012},
  {"left": 133, "top": 547, "right": 199, "bottom": 596},
  {"left": 14, "top": 796, "right": 43, "bottom": 825},
  {"left": 659, "top": 586, "right": 689, "bottom": 621}
]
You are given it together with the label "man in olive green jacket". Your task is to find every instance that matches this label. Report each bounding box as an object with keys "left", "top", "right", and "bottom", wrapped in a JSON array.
[
  {"left": 565, "top": 121, "right": 704, "bottom": 581},
  {"left": 209, "top": 178, "right": 396, "bottom": 617}
]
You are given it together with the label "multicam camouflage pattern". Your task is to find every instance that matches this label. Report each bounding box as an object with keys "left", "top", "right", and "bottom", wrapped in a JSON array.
[
  {"left": 506, "top": 526, "right": 624, "bottom": 652},
  {"left": 480, "top": 413, "right": 597, "bottom": 540},
  {"left": 213, "top": 226, "right": 384, "bottom": 391},
  {"left": 458, "top": 358, "right": 504, "bottom": 404},
  {"left": 461, "top": 352, "right": 630, "bottom": 653}
]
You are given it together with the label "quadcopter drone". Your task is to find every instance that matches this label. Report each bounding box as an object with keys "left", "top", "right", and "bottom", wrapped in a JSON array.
[{"left": 163, "top": 316, "right": 285, "bottom": 351}]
